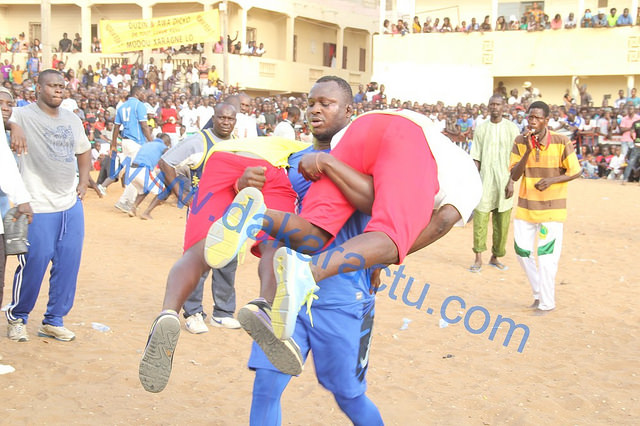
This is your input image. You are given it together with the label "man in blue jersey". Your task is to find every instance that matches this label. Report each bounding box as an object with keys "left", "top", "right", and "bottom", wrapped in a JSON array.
[
  {"left": 236, "top": 76, "right": 480, "bottom": 425},
  {"left": 128, "top": 133, "right": 171, "bottom": 220},
  {"left": 109, "top": 85, "right": 153, "bottom": 215}
]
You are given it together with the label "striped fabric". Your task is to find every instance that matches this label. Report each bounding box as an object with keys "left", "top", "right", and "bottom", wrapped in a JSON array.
[{"left": 509, "top": 131, "right": 581, "bottom": 223}]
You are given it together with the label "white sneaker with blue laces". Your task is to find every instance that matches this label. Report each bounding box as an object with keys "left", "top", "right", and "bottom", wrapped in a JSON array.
[{"left": 271, "top": 246, "right": 319, "bottom": 340}]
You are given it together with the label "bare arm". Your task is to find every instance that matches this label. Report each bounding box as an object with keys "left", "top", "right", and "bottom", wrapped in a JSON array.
[
  {"left": 300, "top": 152, "right": 375, "bottom": 215},
  {"left": 76, "top": 150, "right": 91, "bottom": 199},
  {"left": 157, "top": 158, "right": 184, "bottom": 201},
  {"left": 141, "top": 121, "right": 153, "bottom": 141},
  {"left": 110, "top": 125, "right": 120, "bottom": 152},
  {"left": 407, "top": 205, "right": 461, "bottom": 254},
  {"left": 510, "top": 136, "right": 532, "bottom": 181}
]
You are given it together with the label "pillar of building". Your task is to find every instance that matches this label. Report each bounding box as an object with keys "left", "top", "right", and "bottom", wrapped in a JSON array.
[
  {"left": 203, "top": 3, "right": 213, "bottom": 57},
  {"left": 627, "top": 75, "right": 635, "bottom": 96},
  {"left": 240, "top": 7, "right": 247, "bottom": 44},
  {"left": 336, "top": 26, "right": 343, "bottom": 69},
  {"left": 365, "top": 31, "right": 372, "bottom": 73},
  {"left": 81, "top": 5, "right": 92, "bottom": 53},
  {"left": 285, "top": 15, "right": 294, "bottom": 62},
  {"left": 41, "top": 0, "right": 52, "bottom": 68},
  {"left": 142, "top": 5, "right": 153, "bottom": 60},
  {"left": 491, "top": 0, "right": 498, "bottom": 26}
]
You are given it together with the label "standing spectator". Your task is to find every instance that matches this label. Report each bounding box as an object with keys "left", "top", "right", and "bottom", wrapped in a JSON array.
[
  {"left": 467, "top": 17, "right": 480, "bottom": 31},
  {"left": 162, "top": 56, "right": 174, "bottom": 83},
  {"left": 208, "top": 65, "right": 219, "bottom": 87},
  {"left": 196, "top": 97, "right": 214, "bottom": 130},
  {"left": 564, "top": 12, "right": 577, "bottom": 28},
  {"left": 592, "top": 9, "right": 607, "bottom": 27},
  {"left": 0, "top": 88, "right": 33, "bottom": 325},
  {"left": 179, "top": 100, "right": 200, "bottom": 136},
  {"left": 158, "top": 98, "right": 179, "bottom": 145},
  {"left": 614, "top": 89, "right": 627, "bottom": 109},
  {"left": 550, "top": 14, "right": 563, "bottom": 29},
  {"left": 509, "top": 101, "right": 581, "bottom": 314},
  {"left": 109, "top": 85, "right": 153, "bottom": 214},
  {"left": 495, "top": 16, "right": 507, "bottom": 31},
  {"left": 213, "top": 36, "right": 224, "bottom": 53},
  {"left": 0, "top": 60, "right": 12, "bottom": 81},
  {"left": 233, "top": 93, "right": 258, "bottom": 138},
  {"left": 513, "top": 111, "right": 528, "bottom": 133},
  {"left": 58, "top": 33, "right": 72, "bottom": 53},
  {"left": 91, "top": 36, "right": 101, "bottom": 52},
  {"left": 5, "top": 70, "right": 91, "bottom": 342},
  {"left": 440, "top": 17, "right": 454, "bottom": 32},
  {"left": 628, "top": 88, "right": 640, "bottom": 106},
  {"left": 197, "top": 57, "right": 209, "bottom": 94},
  {"left": 254, "top": 42, "right": 266, "bottom": 56},
  {"left": 273, "top": 106, "right": 300, "bottom": 140},
  {"left": 623, "top": 117, "right": 640, "bottom": 182},
  {"left": 608, "top": 146, "right": 626, "bottom": 180},
  {"left": 619, "top": 106, "right": 640, "bottom": 157},
  {"left": 581, "top": 9, "right": 593, "bottom": 27},
  {"left": 469, "top": 95, "right": 520, "bottom": 272},
  {"left": 617, "top": 8, "right": 633, "bottom": 26}
]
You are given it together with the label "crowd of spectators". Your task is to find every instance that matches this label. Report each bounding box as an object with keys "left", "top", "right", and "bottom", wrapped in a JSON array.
[
  {"left": 385, "top": 4, "right": 638, "bottom": 35},
  {"left": 1, "top": 31, "right": 266, "bottom": 58},
  {"left": 0, "top": 51, "right": 638, "bottom": 183}
]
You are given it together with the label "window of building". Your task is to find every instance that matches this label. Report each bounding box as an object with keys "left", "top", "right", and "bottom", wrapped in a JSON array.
[
  {"left": 246, "top": 27, "right": 256, "bottom": 43},
  {"left": 293, "top": 35, "right": 297, "bottom": 62},
  {"left": 597, "top": 0, "right": 608, "bottom": 8},
  {"left": 342, "top": 46, "right": 347, "bottom": 69},
  {"left": 359, "top": 48, "right": 366, "bottom": 72},
  {"left": 29, "top": 22, "right": 41, "bottom": 43},
  {"left": 323, "top": 42, "right": 336, "bottom": 67}
]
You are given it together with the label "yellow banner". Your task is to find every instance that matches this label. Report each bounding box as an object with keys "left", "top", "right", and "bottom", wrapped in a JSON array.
[{"left": 100, "top": 10, "right": 220, "bottom": 54}]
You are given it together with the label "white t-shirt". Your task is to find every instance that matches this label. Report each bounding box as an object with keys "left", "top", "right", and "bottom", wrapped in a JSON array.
[
  {"left": 162, "top": 62, "right": 174, "bottom": 80},
  {"left": 234, "top": 113, "right": 258, "bottom": 138},
  {"left": 0, "top": 119, "right": 31, "bottom": 233},
  {"left": 273, "top": 120, "right": 296, "bottom": 140},
  {"left": 60, "top": 98, "right": 79, "bottom": 113},
  {"left": 196, "top": 105, "right": 214, "bottom": 130},
  {"left": 179, "top": 107, "right": 200, "bottom": 133},
  {"left": 11, "top": 103, "right": 90, "bottom": 213}
]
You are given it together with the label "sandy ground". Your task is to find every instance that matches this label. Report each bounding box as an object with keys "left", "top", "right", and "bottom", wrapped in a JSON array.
[{"left": 1, "top": 177, "right": 638, "bottom": 425}]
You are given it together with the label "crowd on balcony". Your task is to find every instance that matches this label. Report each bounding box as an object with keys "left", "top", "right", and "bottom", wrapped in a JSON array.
[
  {"left": 385, "top": 4, "right": 638, "bottom": 34},
  {"left": 0, "top": 51, "right": 638, "bottom": 184}
]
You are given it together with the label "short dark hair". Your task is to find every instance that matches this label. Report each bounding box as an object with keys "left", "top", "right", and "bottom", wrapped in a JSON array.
[
  {"left": 129, "top": 85, "right": 144, "bottom": 98},
  {"left": 38, "top": 69, "right": 63, "bottom": 84},
  {"left": 315, "top": 75, "right": 353, "bottom": 104},
  {"left": 528, "top": 101, "right": 550, "bottom": 117},
  {"left": 287, "top": 106, "right": 300, "bottom": 119}
]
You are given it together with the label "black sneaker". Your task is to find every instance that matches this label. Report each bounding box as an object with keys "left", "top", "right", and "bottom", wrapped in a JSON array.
[{"left": 238, "top": 298, "right": 303, "bottom": 376}]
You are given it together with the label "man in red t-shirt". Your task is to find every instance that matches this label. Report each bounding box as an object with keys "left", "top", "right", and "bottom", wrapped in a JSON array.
[{"left": 159, "top": 98, "right": 179, "bottom": 146}]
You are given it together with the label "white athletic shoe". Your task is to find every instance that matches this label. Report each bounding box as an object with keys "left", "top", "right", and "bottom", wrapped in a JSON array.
[
  {"left": 184, "top": 312, "right": 208, "bottom": 334},
  {"left": 38, "top": 324, "right": 75, "bottom": 342},
  {"left": 209, "top": 316, "right": 241, "bottom": 329},
  {"left": 204, "top": 187, "right": 266, "bottom": 269},
  {"left": 271, "top": 247, "right": 319, "bottom": 340},
  {"left": 7, "top": 319, "right": 28, "bottom": 342}
]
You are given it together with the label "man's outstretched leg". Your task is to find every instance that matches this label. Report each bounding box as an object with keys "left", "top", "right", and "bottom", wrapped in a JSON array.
[{"left": 139, "top": 239, "right": 210, "bottom": 393}]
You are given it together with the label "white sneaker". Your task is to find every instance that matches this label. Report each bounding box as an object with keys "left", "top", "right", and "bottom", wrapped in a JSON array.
[
  {"left": 97, "top": 184, "right": 107, "bottom": 196},
  {"left": 271, "top": 247, "right": 319, "bottom": 340},
  {"left": 204, "top": 187, "right": 266, "bottom": 269},
  {"left": 184, "top": 312, "right": 208, "bottom": 334},
  {"left": 209, "top": 316, "right": 241, "bottom": 329},
  {"left": 8, "top": 319, "right": 28, "bottom": 342},
  {"left": 38, "top": 324, "right": 75, "bottom": 342},
  {"left": 114, "top": 201, "right": 132, "bottom": 214}
]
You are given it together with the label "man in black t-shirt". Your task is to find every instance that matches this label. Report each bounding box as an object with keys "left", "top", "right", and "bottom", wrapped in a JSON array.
[{"left": 623, "top": 119, "right": 640, "bottom": 181}]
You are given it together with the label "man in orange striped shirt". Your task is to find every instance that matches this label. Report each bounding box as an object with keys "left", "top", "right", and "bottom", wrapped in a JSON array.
[{"left": 509, "top": 101, "right": 581, "bottom": 314}]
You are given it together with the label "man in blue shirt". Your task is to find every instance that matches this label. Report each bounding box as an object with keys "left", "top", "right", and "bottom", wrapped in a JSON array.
[
  {"left": 129, "top": 133, "right": 171, "bottom": 219},
  {"left": 109, "top": 85, "right": 152, "bottom": 215},
  {"left": 616, "top": 8, "right": 634, "bottom": 26}
]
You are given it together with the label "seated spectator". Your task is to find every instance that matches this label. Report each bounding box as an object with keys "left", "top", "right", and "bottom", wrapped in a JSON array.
[
  {"left": 422, "top": 17, "right": 433, "bottom": 33},
  {"left": 617, "top": 8, "right": 633, "bottom": 26},
  {"left": 578, "top": 113, "right": 597, "bottom": 147},
  {"left": 455, "top": 21, "right": 468, "bottom": 33},
  {"left": 412, "top": 16, "right": 422, "bottom": 33},
  {"left": 527, "top": 14, "right": 538, "bottom": 31},
  {"left": 565, "top": 12, "right": 577, "bottom": 28},
  {"left": 496, "top": 16, "right": 507, "bottom": 31},
  {"left": 18, "top": 33, "right": 28, "bottom": 53},
  {"left": 542, "top": 14, "right": 551, "bottom": 29},
  {"left": 608, "top": 145, "right": 626, "bottom": 179},
  {"left": 397, "top": 19, "right": 409, "bottom": 35},
  {"left": 440, "top": 17, "right": 453, "bottom": 32},
  {"left": 513, "top": 111, "right": 528, "bottom": 133},
  {"left": 467, "top": 17, "right": 479, "bottom": 32},
  {"left": 548, "top": 14, "right": 562, "bottom": 30},
  {"left": 480, "top": 15, "right": 492, "bottom": 31},
  {"left": 582, "top": 153, "right": 599, "bottom": 178},
  {"left": 509, "top": 15, "right": 520, "bottom": 30},
  {"left": 72, "top": 33, "right": 82, "bottom": 53},
  {"left": 607, "top": 8, "right": 618, "bottom": 27},
  {"left": 519, "top": 16, "right": 528, "bottom": 30},
  {"left": 581, "top": 9, "right": 593, "bottom": 28},
  {"left": 592, "top": 9, "right": 607, "bottom": 27},
  {"left": 432, "top": 18, "right": 440, "bottom": 32},
  {"left": 596, "top": 146, "right": 613, "bottom": 177},
  {"left": 92, "top": 36, "right": 101, "bottom": 53},
  {"left": 628, "top": 88, "right": 640, "bottom": 106},
  {"left": 383, "top": 19, "right": 391, "bottom": 34}
]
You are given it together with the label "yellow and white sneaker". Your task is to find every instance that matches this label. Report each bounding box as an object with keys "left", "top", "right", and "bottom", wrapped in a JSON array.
[
  {"left": 271, "top": 247, "right": 319, "bottom": 340},
  {"left": 204, "top": 187, "right": 266, "bottom": 269}
]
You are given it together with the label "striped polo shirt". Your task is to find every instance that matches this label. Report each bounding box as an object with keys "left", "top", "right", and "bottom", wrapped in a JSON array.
[{"left": 509, "top": 130, "right": 581, "bottom": 223}]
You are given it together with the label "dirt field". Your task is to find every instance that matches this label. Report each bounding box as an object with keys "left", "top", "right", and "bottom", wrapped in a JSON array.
[{"left": 1, "top": 177, "right": 638, "bottom": 425}]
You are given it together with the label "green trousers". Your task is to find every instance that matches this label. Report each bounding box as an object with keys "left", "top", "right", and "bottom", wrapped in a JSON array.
[{"left": 472, "top": 209, "right": 511, "bottom": 257}]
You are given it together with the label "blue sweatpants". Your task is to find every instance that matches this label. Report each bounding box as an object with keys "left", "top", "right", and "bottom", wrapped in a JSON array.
[{"left": 6, "top": 200, "right": 84, "bottom": 327}]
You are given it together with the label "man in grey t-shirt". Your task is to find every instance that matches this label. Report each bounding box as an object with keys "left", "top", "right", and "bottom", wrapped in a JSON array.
[
  {"left": 158, "top": 102, "right": 241, "bottom": 333},
  {"left": 6, "top": 70, "right": 91, "bottom": 343}
]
